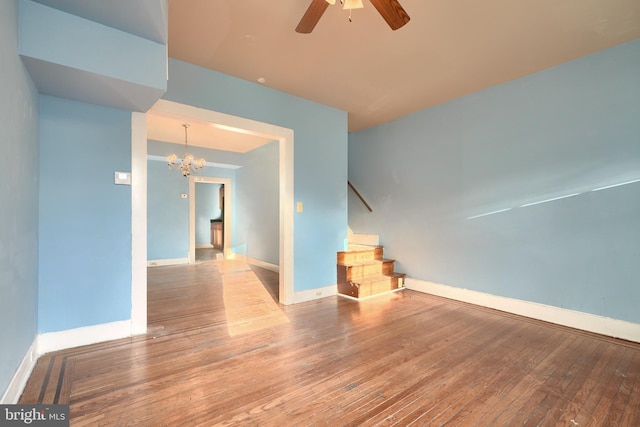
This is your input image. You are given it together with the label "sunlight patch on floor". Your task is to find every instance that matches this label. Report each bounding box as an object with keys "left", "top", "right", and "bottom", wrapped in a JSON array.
[{"left": 221, "top": 260, "right": 289, "bottom": 336}]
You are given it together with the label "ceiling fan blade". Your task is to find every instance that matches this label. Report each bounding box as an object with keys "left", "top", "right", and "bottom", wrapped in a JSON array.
[
  {"left": 369, "top": 0, "right": 410, "bottom": 30},
  {"left": 296, "top": 0, "right": 330, "bottom": 33}
]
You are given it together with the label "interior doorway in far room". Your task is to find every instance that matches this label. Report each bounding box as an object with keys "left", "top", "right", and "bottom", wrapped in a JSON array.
[
  {"left": 189, "top": 176, "right": 232, "bottom": 265},
  {"left": 194, "top": 181, "right": 224, "bottom": 263}
]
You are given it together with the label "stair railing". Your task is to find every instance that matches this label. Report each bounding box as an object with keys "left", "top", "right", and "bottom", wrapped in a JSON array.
[{"left": 348, "top": 181, "right": 373, "bottom": 212}]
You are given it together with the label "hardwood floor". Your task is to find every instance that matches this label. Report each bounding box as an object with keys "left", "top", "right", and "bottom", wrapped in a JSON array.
[
  {"left": 195, "top": 247, "right": 223, "bottom": 262},
  {"left": 20, "top": 258, "right": 640, "bottom": 426}
]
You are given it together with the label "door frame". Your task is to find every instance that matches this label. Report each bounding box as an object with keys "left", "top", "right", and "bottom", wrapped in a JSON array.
[
  {"left": 189, "top": 177, "right": 231, "bottom": 262},
  {"left": 131, "top": 100, "right": 295, "bottom": 334}
]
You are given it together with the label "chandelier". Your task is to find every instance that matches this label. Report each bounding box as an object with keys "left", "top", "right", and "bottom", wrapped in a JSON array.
[{"left": 167, "top": 123, "right": 206, "bottom": 177}]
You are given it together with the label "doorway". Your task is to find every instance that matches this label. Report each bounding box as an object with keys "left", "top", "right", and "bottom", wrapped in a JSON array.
[
  {"left": 131, "top": 100, "right": 295, "bottom": 334},
  {"left": 190, "top": 177, "right": 231, "bottom": 264}
]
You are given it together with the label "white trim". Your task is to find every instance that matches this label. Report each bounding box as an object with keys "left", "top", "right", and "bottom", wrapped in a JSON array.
[
  {"left": 189, "top": 177, "right": 233, "bottom": 264},
  {"left": 37, "top": 320, "right": 132, "bottom": 355},
  {"left": 279, "top": 129, "right": 294, "bottom": 305},
  {"left": 196, "top": 243, "right": 214, "bottom": 249},
  {"left": 147, "top": 258, "right": 189, "bottom": 267},
  {"left": 131, "top": 112, "right": 147, "bottom": 335},
  {"left": 293, "top": 284, "right": 338, "bottom": 304},
  {"left": 149, "top": 99, "right": 294, "bottom": 305},
  {"left": 231, "top": 254, "right": 280, "bottom": 273},
  {"left": 336, "top": 288, "right": 405, "bottom": 302},
  {"left": 406, "top": 278, "right": 640, "bottom": 343},
  {"left": 0, "top": 339, "right": 38, "bottom": 404},
  {"left": 189, "top": 177, "right": 194, "bottom": 264}
]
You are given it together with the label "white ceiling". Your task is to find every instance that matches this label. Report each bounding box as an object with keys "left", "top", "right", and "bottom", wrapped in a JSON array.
[
  {"left": 168, "top": 0, "right": 640, "bottom": 132},
  {"left": 146, "top": 109, "right": 275, "bottom": 153}
]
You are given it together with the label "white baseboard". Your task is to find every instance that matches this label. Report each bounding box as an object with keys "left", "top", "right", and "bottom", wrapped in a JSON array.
[
  {"left": 1, "top": 339, "right": 38, "bottom": 404},
  {"left": 3, "top": 321, "right": 135, "bottom": 401},
  {"left": 293, "top": 284, "right": 337, "bottom": 304},
  {"left": 196, "top": 244, "right": 214, "bottom": 249},
  {"left": 147, "top": 258, "right": 189, "bottom": 267},
  {"left": 231, "top": 254, "right": 280, "bottom": 273},
  {"left": 406, "top": 278, "right": 640, "bottom": 343},
  {"left": 230, "top": 255, "right": 339, "bottom": 305},
  {"left": 37, "top": 320, "right": 133, "bottom": 355},
  {"left": 337, "top": 287, "right": 405, "bottom": 302}
]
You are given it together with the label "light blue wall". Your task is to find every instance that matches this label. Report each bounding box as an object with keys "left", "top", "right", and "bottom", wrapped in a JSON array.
[
  {"left": 236, "top": 141, "right": 279, "bottom": 264},
  {"left": 164, "top": 59, "right": 349, "bottom": 291},
  {"left": 147, "top": 140, "right": 237, "bottom": 261},
  {"left": 38, "top": 95, "right": 132, "bottom": 333},
  {"left": 147, "top": 159, "right": 190, "bottom": 260},
  {"left": 349, "top": 40, "right": 640, "bottom": 323},
  {"left": 195, "top": 183, "right": 222, "bottom": 246},
  {"left": 0, "top": 0, "right": 39, "bottom": 398}
]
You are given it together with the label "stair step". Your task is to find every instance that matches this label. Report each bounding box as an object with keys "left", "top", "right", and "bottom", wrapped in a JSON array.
[
  {"left": 337, "top": 273, "right": 406, "bottom": 298},
  {"left": 337, "top": 259, "right": 395, "bottom": 283},
  {"left": 337, "top": 246, "right": 383, "bottom": 264},
  {"left": 337, "top": 242, "right": 405, "bottom": 299},
  {"left": 347, "top": 244, "right": 378, "bottom": 251}
]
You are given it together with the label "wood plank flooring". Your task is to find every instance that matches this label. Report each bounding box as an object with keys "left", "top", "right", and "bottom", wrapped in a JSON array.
[{"left": 19, "top": 256, "right": 640, "bottom": 426}]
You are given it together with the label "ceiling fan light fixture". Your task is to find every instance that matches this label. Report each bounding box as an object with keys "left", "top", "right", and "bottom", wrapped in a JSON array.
[
  {"left": 297, "top": 0, "right": 409, "bottom": 33},
  {"left": 343, "top": 0, "right": 364, "bottom": 9}
]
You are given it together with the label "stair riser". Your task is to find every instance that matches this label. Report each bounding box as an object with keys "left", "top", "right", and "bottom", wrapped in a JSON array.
[
  {"left": 337, "top": 247, "right": 383, "bottom": 264},
  {"left": 337, "top": 262, "right": 395, "bottom": 281},
  {"left": 337, "top": 281, "right": 360, "bottom": 298},
  {"left": 340, "top": 276, "right": 401, "bottom": 298},
  {"left": 381, "top": 263, "right": 394, "bottom": 275}
]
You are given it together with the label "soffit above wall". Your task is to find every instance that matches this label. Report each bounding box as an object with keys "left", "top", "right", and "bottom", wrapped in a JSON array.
[
  {"left": 30, "top": 0, "right": 168, "bottom": 44},
  {"left": 20, "top": 0, "right": 168, "bottom": 113}
]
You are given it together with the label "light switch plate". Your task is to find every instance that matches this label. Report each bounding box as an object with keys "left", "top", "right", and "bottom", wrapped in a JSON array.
[{"left": 115, "top": 171, "right": 131, "bottom": 185}]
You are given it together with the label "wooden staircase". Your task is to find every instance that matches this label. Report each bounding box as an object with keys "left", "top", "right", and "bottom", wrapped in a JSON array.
[{"left": 337, "top": 244, "right": 406, "bottom": 298}]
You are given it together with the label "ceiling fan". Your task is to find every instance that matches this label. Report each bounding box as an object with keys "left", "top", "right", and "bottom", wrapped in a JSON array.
[{"left": 296, "top": 0, "right": 410, "bottom": 33}]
